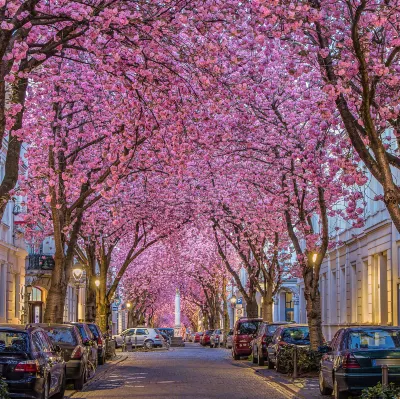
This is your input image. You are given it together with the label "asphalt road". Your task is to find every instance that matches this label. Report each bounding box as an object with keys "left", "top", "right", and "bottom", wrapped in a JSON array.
[{"left": 70, "top": 343, "right": 292, "bottom": 399}]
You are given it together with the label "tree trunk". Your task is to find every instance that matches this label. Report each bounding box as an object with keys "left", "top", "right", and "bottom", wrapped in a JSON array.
[
  {"left": 86, "top": 282, "right": 97, "bottom": 322},
  {"left": 245, "top": 297, "right": 259, "bottom": 318},
  {"left": 97, "top": 296, "right": 110, "bottom": 333},
  {"left": 304, "top": 287, "right": 323, "bottom": 351},
  {"left": 44, "top": 256, "right": 69, "bottom": 323},
  {"left": 222, "top": 276, "right": 230, "bottom": 332},
  {"left": 262, "top": 298, "right": 273, "bottom": 323}
]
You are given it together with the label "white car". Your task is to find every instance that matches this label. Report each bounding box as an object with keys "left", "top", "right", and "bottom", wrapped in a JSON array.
[{"left": 113, "top": 327, "right": 163, "bottom": 349}]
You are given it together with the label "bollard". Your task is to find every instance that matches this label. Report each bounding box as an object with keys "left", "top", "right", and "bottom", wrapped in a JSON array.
[
  {"left": 292, "top": 346, "right": 298, "bottom": 379},
  {"left": 382, "top": 365, "right": 389, "bottom": 387}
]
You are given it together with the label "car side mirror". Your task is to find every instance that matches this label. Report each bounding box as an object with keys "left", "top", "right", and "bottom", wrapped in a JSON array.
[{"left": 318, "top": 345, "right": 332, "bottom": 354}]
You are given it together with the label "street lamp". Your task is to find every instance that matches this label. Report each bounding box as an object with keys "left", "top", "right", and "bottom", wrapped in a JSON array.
[
  {"left": 230, "top": 295, "right": 237, "bottom": 306},
  {"left": 95, "top": 279, "right": 100, "bottom": 288},
  {"left": 311, "top": 252, "right": 318, "bottom": 266},
  {"left": 126, "top": 302, "right": 132, "bottom": 309},
  {"left": 72, "top": 267, "right": 84, "bottom": 283}
]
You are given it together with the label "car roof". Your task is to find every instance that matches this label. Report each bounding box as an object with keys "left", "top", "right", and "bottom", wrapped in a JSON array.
[
  {"left": 33, "top": 323, "right": 74, "bottom": 329},
  {"left": 344, "top": 326, "right": 400, "bottom": 331},
  {"left": 0, "top": 324, "right": 27, "bottom": 331}
]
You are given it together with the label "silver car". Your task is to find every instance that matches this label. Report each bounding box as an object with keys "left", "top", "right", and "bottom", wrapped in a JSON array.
[
  {"left": 210, "top": 329, "right": 224, "bottom": 348},
  {"left": 113, "top": 327, "right": 163, "bottom": 349},
  {"left": 225, "top": 329, "right": 234, "bottom": 349}
]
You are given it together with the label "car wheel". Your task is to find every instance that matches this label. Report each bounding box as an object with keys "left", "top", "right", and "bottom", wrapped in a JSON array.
[
  {"left": 53, "top": 371, "right": 66, "bottom": 399},
  {"left": 333, "top": 378, "right": 348, "bottom": 399},
  {"left": 252, "top": 346, "right": 257, "bottom": 364},
  {"left": 258, "top": 348, "right": 265, "bottom": 366},
  {"left": 318, "top": 370, "right": 333, "bottom": 395},
  {"left": 144, "top": 340, "right": 154, "bottom": 350},
  {"left": 74, "top": 368, "right": 86, "bottom": 390},
  {"left": 267, "top": 355, "right": 274, "bottom": 369},
  {"left": 232, "top": 349, "right": 240, "bottom": 360}
]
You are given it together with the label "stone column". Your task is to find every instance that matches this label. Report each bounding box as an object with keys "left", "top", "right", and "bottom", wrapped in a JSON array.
[{"left": 174, "top": 288, "right": 181, "bottom": 337}]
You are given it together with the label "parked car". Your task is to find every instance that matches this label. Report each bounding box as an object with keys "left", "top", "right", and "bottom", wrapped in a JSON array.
[
  {"left": 157, "top": 330, "right": 171, "bottom": 346},
  {"left": 86, "top": 323, "right": 106, "bottom": 365},
  {"left": 210, "top": 329, "right": 224, "bottom": 348},
  {"left": 66, "top": 322, "right": 99, "bottom": 370},
  {"left": 0, "top": 324, "right": 66, "bottom": 398},
  {"left": 266, "top": 324, "right": 311, "bottom": 371},
  {"left": 200, "top": 330, "right": 214, "bottom": 346},
  {"left": 39, "top": 323, "right": 89, "bottom": 390},
  {"left": 116, "top": 327, "right": 163, "bottom": 349},
  {"left": 187, "top": 332, "right": 195, "bottom": 342},
  {"left": 319, "top": 326, "right": 400, "bottom": 399},
  {"left": 194, "top": 332, "right": 203, "bottom": 343},
  {"left": 252, "top": 322, "right": 291, "bottom": 365},
  {"left": 232, "top": 318, "right": 262, "bottom": 360},
  {"left": 225, "top": 329, "right": 233, "bottom": 349}
]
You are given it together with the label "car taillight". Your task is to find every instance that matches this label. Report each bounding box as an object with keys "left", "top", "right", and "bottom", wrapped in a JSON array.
[
  {"left": 97, "top": 337, "right": 103, "bottom": 346},
  {"left": 216, "top": 335, "right": 220, "bottom": 339},
  {"left": 342, "top": 353, "right": 360, "bottom": 369},
  {"left": 277, "top": 341, "right": 287, "bottom": 347},
  {"left": 262, "top": 335, "right": 267, "bottom": 343},
  {"left": 71, "top": 346, "right": 83, "bottom": 359},
  {"left": 155, "top": 335, "right": 160, "bottom": 339},
  {"left": 15, "top": 360, "right": 39, "bottom": 373}
]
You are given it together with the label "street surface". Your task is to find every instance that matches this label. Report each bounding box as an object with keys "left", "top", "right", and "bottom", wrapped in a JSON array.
[{"left": 70, "top": 343, "right": 292, "bottom": 399}]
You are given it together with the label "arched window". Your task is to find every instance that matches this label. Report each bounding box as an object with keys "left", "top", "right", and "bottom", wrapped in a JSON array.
[{"left": 31, "top": 287, "right": 42, "bottom": 302}]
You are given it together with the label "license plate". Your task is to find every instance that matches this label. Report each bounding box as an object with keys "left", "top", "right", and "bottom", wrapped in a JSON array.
[{"left": 372, "top": 359, "right": 400, "bottom": 366}]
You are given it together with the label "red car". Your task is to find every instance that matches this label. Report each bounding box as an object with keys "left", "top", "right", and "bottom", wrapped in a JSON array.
[
  {"left": 200, "top": 330, "right": 214, "bottom": 346},
  {"left": 194, "top": 332, "right": 203, "bottom": 343},
  {"left": 232, "top": 318, "right": 262, "bottom": 360}
]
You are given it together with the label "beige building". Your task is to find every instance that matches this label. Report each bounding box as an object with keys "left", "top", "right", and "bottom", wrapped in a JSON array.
[{"left": 298, "top": 172, "right": 400, "bottom": 340}]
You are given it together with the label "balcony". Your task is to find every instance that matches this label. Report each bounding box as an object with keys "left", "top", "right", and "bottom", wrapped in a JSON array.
[{"left": 27, "top": 254, "right": 55, "bottom": 271}]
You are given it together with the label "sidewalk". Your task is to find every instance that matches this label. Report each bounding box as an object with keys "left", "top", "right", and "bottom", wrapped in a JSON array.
[
  {"left": 243, "top": 359, "right": 323, "bottom": 399},
  {"left": 65, "top": 355, "right": 128, "bottom": 398}
]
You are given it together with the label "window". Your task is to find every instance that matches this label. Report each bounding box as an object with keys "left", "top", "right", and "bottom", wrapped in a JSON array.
[
  {"left": 44, "top": 327, "right": 77, "bottom": 345},
  {"left": 285, "top": 292, "right": 294, "bottom": 322},
  {"left": 281, "top": 327, "right": 310, "bottom": 345},
  {"left": 14, "top": 274, "right": 20, "bottom": 318},
  {"left": 0, "top": 331, "right": 28, "bottom": 353},
  {"left": 32, "top": 332, "right": 45, "bottom": 352},
  {"left": 31, "top": 287, "right": 42, "bottom": 302},
  {"left": 348, "top": 329, "right": 400, "bottom": 350},
  {"left": 38, "top": 332, "right": 53, "bottom": 352},
  {"left": 136, "top": 329, "right": 148, "bottom": 336}
]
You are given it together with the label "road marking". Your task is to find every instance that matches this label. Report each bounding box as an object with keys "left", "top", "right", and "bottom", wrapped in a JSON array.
[{"left": 157, "top": 381, "right": 175, "bottom": 384}]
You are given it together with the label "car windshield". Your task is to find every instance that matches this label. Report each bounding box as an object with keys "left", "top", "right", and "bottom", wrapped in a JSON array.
[
  {"left": 348, "top": 329, "right": 400, "bottom": 350},
  {"left": 44, "top": 327, "right": 77, "bottom": 345},
  {"left": 0, "top": 331, "right": 29, "bottom": 353},
  {"left": 237, "top": 321, "right": 261, "bottom": 335},
  {"left": 76, "top": 325, "right": 89, "bottom": 340},
  {"left": 205, "top": 330, "right": 214, "bottom": 335},
  {"left": 282, "top": 327, "right": 310, "bottom": 345}
]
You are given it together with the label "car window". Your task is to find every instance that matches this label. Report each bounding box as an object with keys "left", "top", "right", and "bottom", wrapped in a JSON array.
[
  {"left": 83, "top": 325, "right": 95, "bottom": 340},
  {"left": 0, "top": 331, "right": 28, "bottom": 353},
  {"left": 237, "top": 322, "right": 260, "bottom": 335},
  {"left": 136, "top": 329, "right": 147, "bottom": 336},
  {"left": 332, "top": 329, "right": 343, "bottom": 351},
  {"left": 271, "top": 329, "right": 281, "bottom": 343},
  {"left": 330, "top": 329, "right": 341, "bottom": 350},
  {"left": 125, "top": 330, "right": 135, "bottom": 336},
  {"left": 267, "top": 325, "right": 281, "bottom": 335},
  {"left": 281, "top": 327, "right": 310, "bottom": 345},
  {"left": 39, "top": 332, "right": 53, "bottom": 352},
  {"left": 348, "top": 329, "right": 400, "bottom": 350},
  {"left": 87, "top": 324, "right": 100, "bottom": 338},
  {"left": 32, "top": 332, "right": 46, "bottom": 353},
  {"left": 44, "top": 327, "right": 77, "bottom": 345},
  {"left": 76, "top": 325, "right": 89, "bottom": 341}
]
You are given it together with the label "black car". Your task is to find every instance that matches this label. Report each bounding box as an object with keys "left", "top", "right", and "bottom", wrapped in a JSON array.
[
  {"left": 86, "top": 323, "right": 106, "bottom": 365},
  {"left": 37, "top": 323, "right": 89, "bottom": 390},
  {"left": 267, "top": 324, "right": 311, "bottom": 371},
  {"left": 252, "top": 322, "right": 290, "bottom": 366},
  {"left": 319, "top": 326, "right": 400, "bottom": 399},
  {"left": 66, "top": 323, "right": 98, "bottom": 371},
  {"left": 0, "top": 324, "right": 66, "bottom": 399}
]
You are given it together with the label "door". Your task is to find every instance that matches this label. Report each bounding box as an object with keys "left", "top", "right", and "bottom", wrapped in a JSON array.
[
  {"left": 135, "top": 329, "right": 148, "bottom": 346},
  {"left": 29, "top": 302, "right": 43, "bottom": 323}
]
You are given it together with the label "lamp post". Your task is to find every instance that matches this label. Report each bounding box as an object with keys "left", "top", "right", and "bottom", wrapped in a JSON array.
[
  {"left": 230, "top": 295, "right": 237, "bottom": 328},
  {"left": 72, "top": 265, "right": 84, "bottom": 322}
]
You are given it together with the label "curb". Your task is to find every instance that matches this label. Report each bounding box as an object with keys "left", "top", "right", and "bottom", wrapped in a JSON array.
[
  {"left": 65, "top": 355, "right": 128, "bottom": 398},
  {"left": 239, "top": 358, "right": 307, "bottom": 399}
]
